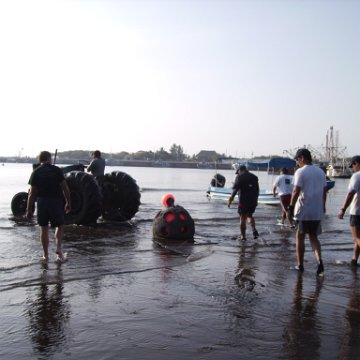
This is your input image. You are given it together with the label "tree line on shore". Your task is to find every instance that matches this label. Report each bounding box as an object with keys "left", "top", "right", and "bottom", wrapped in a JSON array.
[{"left": 1, "top": 143, "right": 281, "bottom": 164}]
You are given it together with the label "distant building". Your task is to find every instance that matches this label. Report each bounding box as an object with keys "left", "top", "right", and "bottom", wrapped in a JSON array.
[{"left": 196, "top": 150, "right": 219, "bottom": 163}]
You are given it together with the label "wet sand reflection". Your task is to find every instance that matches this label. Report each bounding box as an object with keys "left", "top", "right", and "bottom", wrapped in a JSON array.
[
  {"left": 283, "top": 274, "right": 323, "bottom": 359},
  {"left": 339, "top": 268, "right": 360, "bottom": 358},
  {"left": 25, "top": 265, "right": 70, "bottom": 357}
]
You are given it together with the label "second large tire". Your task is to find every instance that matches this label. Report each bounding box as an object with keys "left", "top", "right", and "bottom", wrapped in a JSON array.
[
  {"left": 11, "top": 191, "right": 31, "bottom": 216},
  {"left": 64, "top": 171, "right": 102, "bottom": 225},
  {"left": 101, "top": 171, "right": 141, "bottom": 221}
]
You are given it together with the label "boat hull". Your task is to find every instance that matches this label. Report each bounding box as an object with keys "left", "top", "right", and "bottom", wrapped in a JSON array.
[
  {"left": 206, "top": 186, "right": 280, "bottom": 206},
  {"left": 207, "top": 179, "right": 335, "bottom": 206}
]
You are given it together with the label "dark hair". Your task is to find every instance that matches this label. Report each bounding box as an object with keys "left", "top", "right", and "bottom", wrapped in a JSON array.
[
  {"left": 38, "top": 151, "right": 51, "bottom": 163},
  {"left": 295, "top": 148, "right": 312, "bottom": 162},
  {"left": 349, "top": 155, "right": 360, "bottom": 168},
  {"left": 93, "top": 150, "right": 101, "bottom": 158},
  {"left": 239, "top": 165, "right": 247, "bottom": 172},
  {"left": 281, "top": 167, "right": 288, "bottom": 174}
]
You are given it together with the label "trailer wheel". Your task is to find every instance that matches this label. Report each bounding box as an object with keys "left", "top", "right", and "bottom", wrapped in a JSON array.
[
  {"left": 101, "top": 171, "right": 141, "bottom": 221},
  {"left": 65, "top": 171, "right": 102, "bottom": 225},
  {"left": 11, "top": 192, "right": 33, "bottom": 216}
]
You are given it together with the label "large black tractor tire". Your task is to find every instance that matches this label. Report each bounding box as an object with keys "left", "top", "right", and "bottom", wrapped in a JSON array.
[
  {"left": 101, "top": 171, "right": 141, "bottom": 221},
  {"left": 11, "top": 192, "right": 32, "bottom": 216},
  {"left": 64, "top": 171, "right": 102, "bottom": 225}
]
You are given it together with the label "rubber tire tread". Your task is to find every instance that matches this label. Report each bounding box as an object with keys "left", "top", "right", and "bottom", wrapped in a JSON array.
[
  {"left": 11, "top": 192, "right": 30, "bottom": 216},
  {"left": 101, "top": 171, "right": 141, "bottom": 221},
  {"left": 64, "top": 171, "right": 102, "bottom": 225}
]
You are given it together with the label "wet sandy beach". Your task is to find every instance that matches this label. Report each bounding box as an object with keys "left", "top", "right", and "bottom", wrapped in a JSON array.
[{"left": 1, "top": 165, "right": 360, "bottom": 359}]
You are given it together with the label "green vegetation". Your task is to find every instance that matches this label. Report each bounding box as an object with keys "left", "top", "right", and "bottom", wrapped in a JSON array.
[{"left": 0, "top": 143, "right": 284, "bottom": 164}]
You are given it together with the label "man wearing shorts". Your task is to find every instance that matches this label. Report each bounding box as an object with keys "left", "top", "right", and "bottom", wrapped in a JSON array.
[
  {"left": 228, "top": 165, "right": 259, "bottom": 240},
  {"left": 289, "top": 148, "right": 327, "bottom": 276},
  {"left": 272, "top": 167, "right": 295, "bottom": 227},
  {"left": 26, "top": 151, "right": 71, "bottom": 262},
  {"left": 338, "top": 155, "right": 360, "bottom": 267}
]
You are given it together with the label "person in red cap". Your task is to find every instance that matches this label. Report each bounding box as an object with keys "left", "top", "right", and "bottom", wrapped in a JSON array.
[
  {"left": 288, "top": 148, "right": 327, "bottom": 276},
  {"left": 338, "top": 155, "right": 360, "bottom": 266}
]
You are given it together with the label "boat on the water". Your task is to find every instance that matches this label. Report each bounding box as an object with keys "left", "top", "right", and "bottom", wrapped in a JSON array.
[
  {"left": 206, "top": 186, "right": 280, "bottom": 206},
  {"left": 207, "top": 177, "right": 335, "bottom": 206}
]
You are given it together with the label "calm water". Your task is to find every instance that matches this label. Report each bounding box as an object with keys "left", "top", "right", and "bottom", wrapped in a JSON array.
[{"left": 1, "top": 163, "right": 359, "bottom": 359}]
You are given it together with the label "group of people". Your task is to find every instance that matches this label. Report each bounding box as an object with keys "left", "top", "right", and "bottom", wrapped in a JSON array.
[
  {"left": 228, "top": 148, "right": 360, "bottom": 277},
  {"left": 25, "top": 147, "right": 360, "bottom": 278},
  {"left": 25, "top": 150, "right": 105, "bottom": 262}
]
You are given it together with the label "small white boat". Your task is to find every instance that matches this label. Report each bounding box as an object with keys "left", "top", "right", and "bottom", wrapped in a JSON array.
[{"left": 206, "top": 186, "right": 280, "bottom": 206}]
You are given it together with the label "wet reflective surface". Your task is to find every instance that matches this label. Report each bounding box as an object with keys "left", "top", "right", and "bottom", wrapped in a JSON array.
[{"left": 1, "top": 164, "right": 360, "bottom": 359}]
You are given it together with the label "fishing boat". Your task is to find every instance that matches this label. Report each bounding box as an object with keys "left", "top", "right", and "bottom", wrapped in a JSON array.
[
  {"left": 206, "top": 186, "right": 280, "bottom": 206},
  {"left": 207, "top": 175, "right": 335, "bottom": 206}
]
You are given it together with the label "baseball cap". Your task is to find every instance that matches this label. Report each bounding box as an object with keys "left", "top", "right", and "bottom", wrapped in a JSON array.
[
  {"left": 235, "top": 164, "right": 247, "bottom": 174},
  {"left": 294, "top": 148, "right": 312, "bottom": 161},
  {"left": 349, "top": 155, "right": 360, "bottom": 168}
]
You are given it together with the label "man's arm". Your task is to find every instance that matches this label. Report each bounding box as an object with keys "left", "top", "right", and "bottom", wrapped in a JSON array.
[
  {"left": 61, "top": 180, "right": 72, "bottom": 214},
  {"left": 288, "top": 185, "right": 301, "bottom": 219},
  {"left": 338, "top": 191, "right": 355, "bottom": 219},
  {"left": 26, "top": 186, "right": 38, "bottom": 219},
  {"left": 87, "top": 161, "right": 93, "bottom": 173}
]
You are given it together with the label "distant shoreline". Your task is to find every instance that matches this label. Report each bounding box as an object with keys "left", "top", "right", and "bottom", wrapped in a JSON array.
[{"left": 0, "top": 158, "right": 233, "bottom": 170}]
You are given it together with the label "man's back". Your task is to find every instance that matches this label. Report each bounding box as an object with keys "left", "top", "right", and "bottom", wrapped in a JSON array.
[
  {"left": 234, "top": 172, "right": 259, "bottom": 206},
  {"left": 294, "top": 165, "right": 326, "bottom": 220},
  {"left": 29, "top": 163, "right": 64, "bottom": 198},
  {"left": 88, "top": 157, "right": 105, "bottom": 177}
]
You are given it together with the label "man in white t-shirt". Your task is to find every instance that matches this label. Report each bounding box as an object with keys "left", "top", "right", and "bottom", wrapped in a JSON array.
[
  {"left": 338, "top": 155, "right": 360, "bottom": 267},
  {"left": 288, "top": 148, "right": 327, "bottom": 276},
  {"left": 272, "top": 167, "right": 294, "bottom": 227}
]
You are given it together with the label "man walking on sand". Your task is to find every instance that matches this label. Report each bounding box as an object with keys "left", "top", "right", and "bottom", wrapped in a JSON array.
[
  {"left": 26, "top": 151, "right": 71, "bottom": 262},
  {"left": 228, "top": 165, "right": 259, "bottom": 241},
  {"left": 338, "top": 155, "right": 360, "bottom": 267},
  {"left": 288, "top": 148, "right": 327, "bottom": 276}
]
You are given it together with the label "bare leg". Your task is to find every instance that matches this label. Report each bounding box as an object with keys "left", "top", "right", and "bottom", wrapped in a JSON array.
[
  {"left": 247, "top": 215, "right": 256, "bottom": 232},
  {"left": 40, "top": 225, "right": 50, "bottom": 260},
  {"left": 296, "top": 231, "right": 305, "bottom": 266},
  {"left": 308, "top": 234, "right": 322, "bottom": 263},
  {"left": 286, "top": 210, "right": 294, "bottom": 227},
  {"left": 240, "top": 214, "right": 247, "bottom": 240},
  {"left": 351, "top": 226, "right": 360, "bottom": 262},
  {"left": 279, "top": 202, "right": 286, "bottom": 224},
  {"left": 55, "top": 226, "right": 64, "bottom": 260}
]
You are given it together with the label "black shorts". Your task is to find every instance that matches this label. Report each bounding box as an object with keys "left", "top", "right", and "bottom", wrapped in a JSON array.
[
  {"left": 350, "top": 215, "right": 360, "bottom": 229},
  {"left": 37, "top": 197, "right": 65, "bottom": 227},
  {"left": 238, "top": 204, "right": 256, "bottom": 216},
  {"left": 297, "top": 220, "right": 321, "bottom": 235}
]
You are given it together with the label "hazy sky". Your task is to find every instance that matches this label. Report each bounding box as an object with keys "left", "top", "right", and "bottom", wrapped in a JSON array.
[{"left": 0, "top": 0, "right": 359, "bottom": 158}]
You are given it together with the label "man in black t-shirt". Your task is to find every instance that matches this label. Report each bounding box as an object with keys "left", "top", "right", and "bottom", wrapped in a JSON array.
[
  {"left": 26, "top": 151, "right": 71, "bottom": 262},
  {"left": 228, "top": 165, "right": 259, "bottom": 240}
]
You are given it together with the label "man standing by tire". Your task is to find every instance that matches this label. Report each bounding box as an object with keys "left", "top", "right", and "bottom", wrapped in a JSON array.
[
  {"left": 26, "top": 151, "right": 71, "bottom": 262},
  {"left": 288, "top": 148, "right": 327, "bottom": 276},
  {"left": 228, "top": 165, "right": 259, "bottom": 240},
  {"left": 87, "top": 150, "right": 106, "bottom": 177}
]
